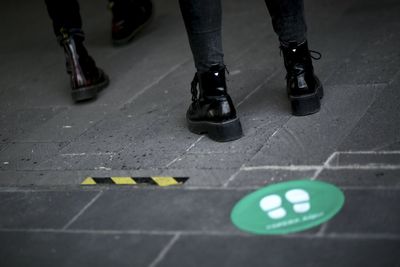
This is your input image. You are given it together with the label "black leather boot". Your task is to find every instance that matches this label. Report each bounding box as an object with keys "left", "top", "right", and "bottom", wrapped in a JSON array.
[
  {"left": 280, "top": 41, "right": 323, "bottom": 116},
  {"left": 109, "top": 0, "right": 153, "bottom": 45},
  {"left": 61, "top": 33, "right": 109, "bottom": 102},
  {"left": 187, "top": 65, "right": 243, "bottom": 142}
]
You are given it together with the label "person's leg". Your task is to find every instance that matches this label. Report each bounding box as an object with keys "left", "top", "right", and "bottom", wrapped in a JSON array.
[
  {"left": 179, "top": 0, "right": 224, "bottom": 72},
  {"left": 264, "top": 0, "right": 307, "bottom": 45},
  {"left": 179, "top": 0, "right": 242, "bottom": 142},
  {"left": 265, "top": 0, "right": 323, "bottom": 116},
  {"left": 108, "top": 0, "right": 153, "bottom": 45},
  {"left": 44, "top": 0, "right": 83, "bottom": 39},
  {"left": 44, "top": 0, "right": 109, "bottom": 102}
]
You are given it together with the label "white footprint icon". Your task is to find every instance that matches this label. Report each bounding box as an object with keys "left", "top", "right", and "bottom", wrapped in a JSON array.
[
  {"left": 285, "top": 189, "right": 311, "bottom": 213},
  {"left": 259, "top": 194, "right": 286, "bottom": 219}
]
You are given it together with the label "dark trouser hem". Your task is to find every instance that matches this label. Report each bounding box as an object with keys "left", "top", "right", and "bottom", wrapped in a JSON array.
[
  {"left": 179, "top": 0, "right": 308, "bottom": 71},
  {"left": 44, "top": 0, "right": 83, "bottom": 39}
]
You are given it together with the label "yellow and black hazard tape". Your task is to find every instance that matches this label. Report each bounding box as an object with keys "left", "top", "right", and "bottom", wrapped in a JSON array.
[{"left": 81, "top": 176, "right": 189, "bottom": 187}]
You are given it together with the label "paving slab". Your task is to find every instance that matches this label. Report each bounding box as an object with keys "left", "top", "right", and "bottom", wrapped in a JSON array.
[
  {"left": 0, "top": 231, "right": 171, "bottom": 267},
  {"left": 0, "top": 143, "right": 66, "bottom": 172},
  {"left": 326, "top": 189, "right": 400, "bottom": 234},
  {"left": 52, "top": 114, "right": 147, "bottom": 154},
  {"left": 338, "top": 74, "right": 400, "bottom": 151},
  {"left": 0, "top": 1, "right": 63, "bottom": 106},
  {"left": 0, "top": 107, "right": 65, "bottom": 143},
  {"left": 158, "top": 235, "right": 400, "bottom": 267},
  {"left": 324, "top": 2, "right": 400, "bottom": 86},
  {"left": 35, "top": 153, "right": 116, "bottom": 172},
  {"left": 248, "top": 84, "right": 382, "bottom": 166},
  {"left": 0, "top": 59, "right": 73, "bottom": 109},
  {"left": 61, "top": 188, "right": 316, "bottom": 235},
  {"left": 15, "top": 106, "right": 111, "bottom": 143},
  {"left": 187, "top": 120, "right": 289, "bottom": 155},
  {"left": 317, "top": 169, "right": 400, "bottom": 188},
  {"left": 0, "top": 190, "right": 99, "bottom": 229},
  {"left": 0, "top": 0, "right": 400, "bottom": 265},
  {"left": 0, "top": 27, "right": 71, "bottom": 108},
  {"left": 378, "top": 142, "right": 400, "bottom": 151},
  {"left": 306, "top": 0, "right": 389, "bottom": 86},
  {"left": 69, "top": 189, "right": 248, "bottom": 232},
  {"left": 332, "top": 152, "right": 400, "bottom": 166},
  {"left": 0, "top": 171, "right": 53, "bottom": 186},
  {"left": 35, "top": 112, "right": 200, "bottom": 171}
]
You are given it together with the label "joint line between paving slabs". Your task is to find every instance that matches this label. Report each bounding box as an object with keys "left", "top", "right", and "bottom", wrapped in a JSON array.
[
  {"left": 236, "top": 69, "right": 280, "bottom": 107},
  {"left": 148, "top": 233, "right": 181, "bottom": 267},
  {"left": 62, "top": 191, "right": 103, "bottom": 230},
  {"left": 222, "top": 167, "right": 243, "bottom": 188},
  {"left": 241, "top": 165, "right": 321, "bottom": 171},
  {"left": 316, "top": 222, "right": 329, "bottom": 237},
  {"left": 60, "top": 152, "right": 116, "bottom": 157},
  {"left": 0, "top": 185, "right": 397, "bottom": 193},
  {"left": 165, "top": 136, "right": 204, "bottom": 167},
  {"left": 223, "top": 127, "right": 283, "bottom": 188},
  {"left": 1, "top": 228, "right": 400, "bottom": 240},
  {"left": 240, "top": 164, "right": 400, "bottom": 172},
  {"left": 387, "top": 67, "right": 400, "bottom": 86},
  {"left": 311, "top": 151, "right": 338, "bottom": 180},
  {"left": 338, "top": 150, "right": 400, "bottom": 155}
]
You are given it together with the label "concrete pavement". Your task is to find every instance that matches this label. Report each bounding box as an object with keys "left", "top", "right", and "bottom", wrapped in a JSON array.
[{"left": 0, "top": 0, "right": 399, "bottom": 266}]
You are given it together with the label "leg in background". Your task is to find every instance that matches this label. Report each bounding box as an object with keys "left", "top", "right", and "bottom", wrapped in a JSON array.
[
  {"left": 108, "top": 0, "right": 153, "bottom": 45},
  {"left": 44, "top": 0, "right": 109, "bottom": 102}
]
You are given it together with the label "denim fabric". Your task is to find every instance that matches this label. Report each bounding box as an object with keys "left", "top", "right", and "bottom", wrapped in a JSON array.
[
  {"left": 44, "top": 0, "right": 145, "bottom": 41},
  {"left": 44, "top": 0, "right": 84, "bottom": 39},
  {"left": 179, "top": 0, "right": 307, "bottom": 71},
  {"left": 179, "top": 0, "right": 224, "bottom": 72},
  {"left": 264, "top": 0, "right": 307, "bottom": 45}
]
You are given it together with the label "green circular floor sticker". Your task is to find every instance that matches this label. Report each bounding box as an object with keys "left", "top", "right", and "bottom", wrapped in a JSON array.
[{"left": 231, "top": 180, "right": 345, "bottom": 235}]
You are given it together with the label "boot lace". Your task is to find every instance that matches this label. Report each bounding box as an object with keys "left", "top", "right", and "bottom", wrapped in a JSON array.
[
  {"left": 280, "top": 46, "right": 322, "bottom": 77},
  {"left": 279, "top": 46, "right": 322, "bottom": 60},
  {"left": 309, "top": 50, "right": 322, "bottom": 60}
]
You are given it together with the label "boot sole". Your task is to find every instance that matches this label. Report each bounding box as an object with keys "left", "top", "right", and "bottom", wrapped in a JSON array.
[
  {"left": 187, "top": 117, "right": 243, "bottom": 142},
  {"left": 71, "top": 74, "right": 109, "bottom": 102},
  {"left": 289, "top": 80, "right": 324, "bottom": 116},
  {"left": 112, "top": 6, "right": 154, "bottom": 46}
]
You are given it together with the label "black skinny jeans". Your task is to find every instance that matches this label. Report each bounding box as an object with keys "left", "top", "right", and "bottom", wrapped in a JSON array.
[
  {"left": 45, "top": 0, "right": 85, "bottom": 39},
  {"left": 179, "top": 0, "right": 307, "bottom": 72},
  {"left": 45, "top": 0, "right": 307, "bottom": 71},
  {"left": 44, "top": 0, "right": 129, "bottom": 40}
]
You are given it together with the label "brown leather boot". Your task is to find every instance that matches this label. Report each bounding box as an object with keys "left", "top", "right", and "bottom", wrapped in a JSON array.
[{"left": 61, "top": 33, "right": 109, "bottom": 102}]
